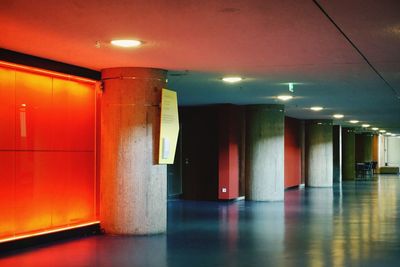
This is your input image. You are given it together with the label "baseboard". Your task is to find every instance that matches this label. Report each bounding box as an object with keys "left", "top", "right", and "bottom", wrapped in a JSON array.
[{"left": 0, "top": 222, "right": 101, "bottom": 254}]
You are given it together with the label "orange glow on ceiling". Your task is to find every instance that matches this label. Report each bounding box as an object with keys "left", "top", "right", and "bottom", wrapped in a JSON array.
[{"left": 0, "top": 61, "right": 97, "bottom": 84}]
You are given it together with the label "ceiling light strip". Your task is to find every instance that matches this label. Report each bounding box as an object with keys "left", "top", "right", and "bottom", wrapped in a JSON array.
[{"left": 312, "top": 0, "right": 400, "bottom": 100}]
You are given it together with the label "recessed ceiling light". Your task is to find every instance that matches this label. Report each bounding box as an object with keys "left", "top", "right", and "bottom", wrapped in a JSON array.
[
  {"left": 277, "top": 95, "right": 293, "bottom": 101},
  {"left": 333, "top": 114, "right": 344, "bottom": 119},
  {"left": 111, "top": 39, "right": 142, "bottom": 47},
  {"left": 361, "top": 124, "right": 370, "bottom": 128},
  {"left": 310, "top": 106, "right": 323, "bottom": 111},
  {"left": 379, "top": 130, "right": 386, "bottom": 133},
  {"left": 372, "top": 127, "right": 379, "bottom": 131},
  {"left": 222, "top": 77, "right": 242, "bottom": 83},
  {"left": 349, "top": 120, "right": 359, "bottom": 124}
]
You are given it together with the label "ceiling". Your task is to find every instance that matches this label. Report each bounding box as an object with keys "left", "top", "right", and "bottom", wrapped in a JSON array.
[{"left": 1, "top": 0, "right": 400, "bottom": 133}]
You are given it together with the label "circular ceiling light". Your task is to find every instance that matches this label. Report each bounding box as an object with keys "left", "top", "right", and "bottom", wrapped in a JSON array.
[
  {"left": 111, "top": 39, "right": 142, "bottom": 47},
  {"left": 222, "top": 77, "right": 243, "bottom": 83},
  {"left": 372, "top": 127, "right": 379, "bottom": 131},
  {"left": 310, "top": 106, "right": 323, "bottom": 111},
  {"left": 277, "top": 95, "right": 293, "bottom": 101},
  {"left": 333, "top": 114, "right": 344, "bottom": 119},
  {"left": 361, "top": 124, "right": 370, "bottom": 128},
  {"left": 349, "top": 120, "right": 359, "bottom": 124}
]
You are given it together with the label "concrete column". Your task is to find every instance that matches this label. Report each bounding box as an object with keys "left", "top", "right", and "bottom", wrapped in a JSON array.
[
  {"left": 300, "top": 120, "right": 306, "bottom": 185},
  {"left": 342, "top": 128, "right": 356, "bottom": 180},
  {"left": 355, "top": 132, "right": 373, "bottom": 162},
  {"left": 245, "top": 104, "right": 284, "bottom": 201},
  {"left": 306, "top": 120, "right": 333, "bottom": 187},
  {"left": 332, "top": 125, "right": 342, "bottom": 183},
  {"left": 100, "top": 67, "right": 167, "bottom": 235}
]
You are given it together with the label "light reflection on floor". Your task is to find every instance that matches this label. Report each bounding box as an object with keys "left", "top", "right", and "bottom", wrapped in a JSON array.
[{"left": 1, "top": 175, "right": 400, "bottom": 267}]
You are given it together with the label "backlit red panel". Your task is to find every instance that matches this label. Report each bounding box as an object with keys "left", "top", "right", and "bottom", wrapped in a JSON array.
[
  {"left": 66, "top": 152, "right": 95, "bottom": 224},
  {"left": 284, "top": 117, "right": 302, "bottom": 188},
  {"left": 0, "top": 67, "right": 16, "bottom": 150},
  {"left": 15, "top": 70, "right": 53, "bottom": 150},
  {"left": 49, "top": 152, "right": 95, "bottom": 227},
  {"left": 52, "top": 79, "right": 95, "bottom": 151},
  {"left": 0, "top": 152, "right": 15, "bottom": 239},
  {"left": 15, "top": 152, "right": 54, "bottom": 234},
  {"left": 0, "top": 63, "right": 97, "bottom": 241},
  {"left": 47, "top": 152, "right": 70, "bottom": 227}
]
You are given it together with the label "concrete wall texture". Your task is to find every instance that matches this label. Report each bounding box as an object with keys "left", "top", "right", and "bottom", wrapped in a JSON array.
[
  {"left": 306, "top": 120, "right": 333, "bottom": 187},
  {"left": 100, "top": 67, "right": 167, "bottom": 235},
  {"left": 342, "top": 128, "right": 356, "bottom": 180},
  {"left": 245, "top": 104, "right": 285, "bottom": 201}
]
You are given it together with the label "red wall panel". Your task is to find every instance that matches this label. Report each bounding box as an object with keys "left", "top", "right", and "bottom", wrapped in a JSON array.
[
  {"left": 218, "top": 106, "right": 240, "bottom": 200},
  {"left": 0, "top": 67, "right": 16, "bottom": 150},
  {"left": 52, "top": 79, "right": 95, "bottom": 151},
  {"left": 52, "top": 152, "right": 95, "bottom": 226},
  {"left": 15, "top": 152, "right": 54, "bottom": 234},
  {"left": 66, "top": 152, "right": 95, "bottom": 223},
  {"left": 0, "top": 152, "right": 15, "bottom": 238},
  {"left": 48, "top": 152, "right": 70, "bottom": 227},
  {"left": 284, "top": 117, "right": 302, "bottom": 188},
  {"left": 15, "top": 71, "right": 53, "bottom": 150},
  {"left": 0, "top": 63, "right": 97, "bottom": 241}
]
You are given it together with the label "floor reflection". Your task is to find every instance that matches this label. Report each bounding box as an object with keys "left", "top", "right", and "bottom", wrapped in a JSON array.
[
  {"left": 1, "top": 175, "right": 400, "bottom": 267},
  {"left": 282, "top": 176, "right": 400, "bottom": 267},
  {"left": 0, "top": 235, "right": 167, "bottom": 267}
]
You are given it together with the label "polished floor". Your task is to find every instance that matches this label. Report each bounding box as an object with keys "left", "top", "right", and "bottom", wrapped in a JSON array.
[{"left": 1, "top": 175, "right": 400, "bottom": 267}]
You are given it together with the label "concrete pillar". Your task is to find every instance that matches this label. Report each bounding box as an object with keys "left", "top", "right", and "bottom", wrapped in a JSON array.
[
  {"left": 100, "top": 67, "right": 167, "bottom": 235},
  {"left": 355, "top": 132, "right": 373, "bottom": 162},
  {"left": 245, "top": 104, "right": 284, "bottom": 201},
  {"left": 332, "top": 125, "right": 342, "bottom": 183},
  {"left": 342, "top": 128, "right": 356, "bottom": 180},
  {"left": 300, "top": 120, "right": 306, "bottom": 185},
  {"left": 305, "top": 120, "right": 333, "bottom": 187}
]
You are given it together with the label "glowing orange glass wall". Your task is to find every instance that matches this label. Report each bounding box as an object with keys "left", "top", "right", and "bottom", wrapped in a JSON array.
[{"left": 0, "top": 64, "right": 97, "bottom": 241}]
